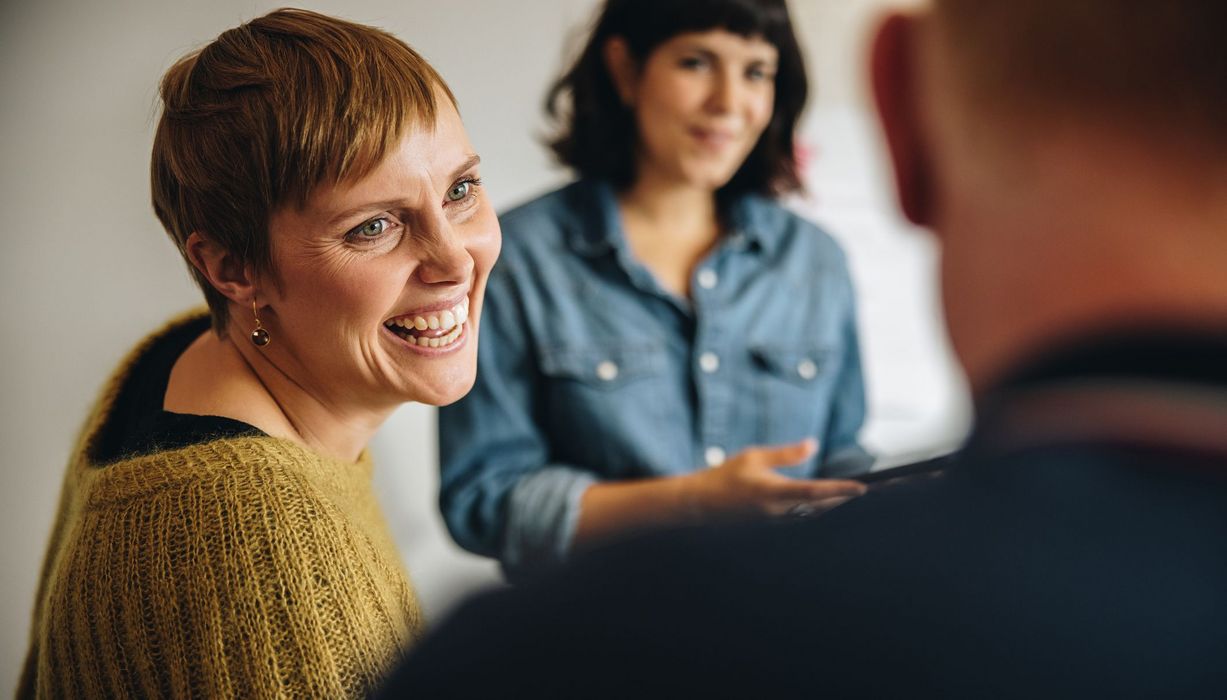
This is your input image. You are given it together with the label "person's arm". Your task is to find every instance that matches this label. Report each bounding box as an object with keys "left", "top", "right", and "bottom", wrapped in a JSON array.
[
  {"left": 574, "top": 440, "right": 866, "bottom": 550},
  {"left": 33, "top": 464, "right": 418, "bottom": 698}
]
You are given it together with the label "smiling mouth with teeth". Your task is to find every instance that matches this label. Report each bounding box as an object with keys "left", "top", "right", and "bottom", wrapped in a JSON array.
[{"left": 384, "top": 296, "right": 470, "bottom": 349}]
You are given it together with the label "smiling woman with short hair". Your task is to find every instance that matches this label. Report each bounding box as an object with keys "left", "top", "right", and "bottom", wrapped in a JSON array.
[{"left": 19, "top": 9, "right": 499, "bottom": 698}]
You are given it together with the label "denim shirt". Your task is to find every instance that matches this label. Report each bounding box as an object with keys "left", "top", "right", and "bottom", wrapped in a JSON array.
[{"left": 439, "top": 180, "right": 871, "bottom": 575}]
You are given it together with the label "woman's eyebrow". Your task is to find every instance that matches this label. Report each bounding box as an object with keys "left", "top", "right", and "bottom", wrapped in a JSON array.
[
  {"left": 448, "top": 154, "right": 481, "bottom": 183},
  {"left": 324, "top": 155, "right": 481, "bottom": 227},
  {"left": 677, "top": 45, "right": 776, "bottom": 67},
  {"left": 326, "top": 199, "right": 407, "bottom": 228},
  {"left": 678, "top": 45, "right": 718, "bottom": 59}
]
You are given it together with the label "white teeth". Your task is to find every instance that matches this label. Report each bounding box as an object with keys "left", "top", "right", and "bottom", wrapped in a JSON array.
[
  {"left": 388, "top": 322, "right": 464, "bottom": 348},
  {"left": 404, "top": 299, "right": 469, "bottom": 332},
  {"left": 444, "top": 327, "right": 461, "bottom": 345},
  {"left": 387, "top": 296, "right": 470, "bottom": 348}
]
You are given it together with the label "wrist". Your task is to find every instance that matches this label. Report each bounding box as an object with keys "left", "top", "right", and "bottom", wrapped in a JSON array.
[{"left": 673, "top": 471, "right": 708, "bottom": 525}]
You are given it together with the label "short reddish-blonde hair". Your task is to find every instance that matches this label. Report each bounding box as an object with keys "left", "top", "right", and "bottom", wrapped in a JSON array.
[
  {"left": 932, "top": 1, "right": 1227, "bottom": 143},
  {"left": 151, "top": 8, "right": 455, "bottom": 332}
]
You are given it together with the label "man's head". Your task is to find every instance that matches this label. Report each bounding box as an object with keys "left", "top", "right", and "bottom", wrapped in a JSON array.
[
  {"left": 872, "top": 1, "right": 1227, "bottom": 390},
  {"left": 928, "top": 2, "right": 1227, "bottom": 143}
]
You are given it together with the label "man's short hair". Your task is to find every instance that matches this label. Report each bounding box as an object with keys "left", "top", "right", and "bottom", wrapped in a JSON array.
[
  {"left": 151, "top": 8, "right": 455, "bottom": 332},
  {"left": 933, "top": 1, "right": 1227, "bottom": 144}
]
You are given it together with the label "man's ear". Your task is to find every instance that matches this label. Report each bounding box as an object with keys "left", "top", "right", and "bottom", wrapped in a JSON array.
[
  {"left": 871, "top": 13, "right": 934, "bottom": 227},
  {"left": 184, "top": 232, "right": 258, "bottom": 306},
  {"left": 603, "top": 36, "right": 638, "bottom": 107}
]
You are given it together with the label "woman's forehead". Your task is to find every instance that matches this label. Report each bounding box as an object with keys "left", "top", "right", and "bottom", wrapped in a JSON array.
[
  {"left": 289, "top": 123, "right": 478, "bottom": 222},
  {"left": 657, "top": 29, "right": 778, "bottom": 59}
]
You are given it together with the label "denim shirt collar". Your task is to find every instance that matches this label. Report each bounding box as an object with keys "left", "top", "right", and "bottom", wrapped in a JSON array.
[{"left": 564, "top": 179, "right": 784, "bottom": 259}]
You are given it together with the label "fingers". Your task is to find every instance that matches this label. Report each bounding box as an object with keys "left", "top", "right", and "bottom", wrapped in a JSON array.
[
  {"left": 711, "top": 441, "right": 867, "bottom": 521},
  {"left": 765, "top": 477, "right": 868, "bottom": 502},
  {"left": 728, "top": 439, "right": 818, "bottom": 470}
]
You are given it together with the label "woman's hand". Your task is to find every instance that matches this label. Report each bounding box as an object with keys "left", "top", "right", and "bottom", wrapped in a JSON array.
[
  {"left": 574, "top": 439, "right": 868, "bottom": 552},
  {"left": 682, "top": 439, "right": 868, "bottom": 521}
]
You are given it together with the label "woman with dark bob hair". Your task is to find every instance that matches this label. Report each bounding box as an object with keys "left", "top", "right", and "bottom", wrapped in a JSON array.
[
  {"left": 438, "top": 0, "right": 870, "bottom": 578},
  {"left": 20, "top": 9, "right": 499, "bottom": 698}
]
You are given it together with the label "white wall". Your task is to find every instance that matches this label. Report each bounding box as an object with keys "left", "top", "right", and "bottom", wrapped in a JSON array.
[{"left": 0, "top": 0, "right": 966, "bottom": 690}]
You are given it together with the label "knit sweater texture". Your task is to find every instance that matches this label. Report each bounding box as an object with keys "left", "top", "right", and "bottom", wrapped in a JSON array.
[{"left": 19, "top": 313, "right": 423, "bottom": 698}]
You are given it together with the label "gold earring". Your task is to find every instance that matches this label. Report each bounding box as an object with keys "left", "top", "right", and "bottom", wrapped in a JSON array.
[{"left": 250, "top": 300, "right": 270, "bottom": 347}]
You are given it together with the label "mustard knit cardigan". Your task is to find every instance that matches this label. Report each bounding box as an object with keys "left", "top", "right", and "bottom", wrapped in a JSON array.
[{"left": 19, "top": 314, "right": 424, "bottom": 698}]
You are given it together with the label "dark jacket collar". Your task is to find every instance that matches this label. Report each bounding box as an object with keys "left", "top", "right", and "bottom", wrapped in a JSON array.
[
  {"left": 989, "top": 327, "right": 1227, "bottom": 397},
  {"left": 967, "top": 327, "right": 1227, "bottom": 462}
]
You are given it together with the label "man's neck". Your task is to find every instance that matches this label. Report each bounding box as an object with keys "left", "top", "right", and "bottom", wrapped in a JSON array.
[{"left": 939, "top": 128, "right": 1227, "bottom": 393}]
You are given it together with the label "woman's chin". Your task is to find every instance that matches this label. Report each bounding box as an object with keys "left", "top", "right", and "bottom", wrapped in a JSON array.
[
  {"left": 676, "top": 165, "right": 738, "bottom": 193},
  {"left": 395, "top": 369, "right": 477, "bottom": 408}
]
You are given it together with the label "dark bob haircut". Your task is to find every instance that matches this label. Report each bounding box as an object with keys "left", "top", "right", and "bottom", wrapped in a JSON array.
[{"left": 546, "top": 0, "right": 809, "bottom": 200}]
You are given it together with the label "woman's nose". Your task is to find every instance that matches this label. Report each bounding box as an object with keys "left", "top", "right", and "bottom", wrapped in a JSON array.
[
  {"left": 415, "top": 222, "right": 474, "bottom": 286},
  {"left": 705, "top": 70, "right": 739, "bottom": 114}
]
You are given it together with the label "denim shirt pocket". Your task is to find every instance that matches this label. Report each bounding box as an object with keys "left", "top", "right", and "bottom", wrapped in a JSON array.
[
  {"left": 750, "top": 344, "right": 836, "bottom": 453},
  {"left": 537, "top": 342, "right": 670, "bottom": 473}
]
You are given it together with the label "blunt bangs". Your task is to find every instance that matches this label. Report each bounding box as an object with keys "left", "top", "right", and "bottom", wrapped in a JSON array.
[{"left": 611, "top": 0, "right": 795, "bottom": 60}]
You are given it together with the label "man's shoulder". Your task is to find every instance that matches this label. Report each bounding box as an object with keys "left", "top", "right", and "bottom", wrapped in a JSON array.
[
  {"left": 387, "top": 448, "right": 1227, "bottom": 697},
  {"left": 557, "top": 444, "right": 1227, "bottom": 628}
]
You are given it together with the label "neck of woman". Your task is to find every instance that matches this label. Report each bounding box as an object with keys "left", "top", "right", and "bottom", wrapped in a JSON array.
[
  {"left": 616, "top": 168, "right": 724, "bottom": 298},
  {"left": 618, "top": 168, "right": 720, "bottom": 242},
  {"left": 165, "top": 328, "right": 390, "bottom": 463}
]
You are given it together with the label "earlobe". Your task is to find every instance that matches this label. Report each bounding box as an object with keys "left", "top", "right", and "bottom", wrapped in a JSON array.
[
  {"left": 871, "top": 13, "right": 935, "bottom": 227},
  {"left": 603, "top": 36, "right": 637, "bottom": 107},
  {"left": 184, "top": 231, "right": 258, "bottom": 305}
]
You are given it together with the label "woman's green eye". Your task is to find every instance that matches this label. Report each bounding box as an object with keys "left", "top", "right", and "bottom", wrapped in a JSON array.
[
  {"left": 356, "top": 219, "right": 387, "bottom": 237},
  {"left": 447, "top": 181, "right": 471, "bottom": 202}
]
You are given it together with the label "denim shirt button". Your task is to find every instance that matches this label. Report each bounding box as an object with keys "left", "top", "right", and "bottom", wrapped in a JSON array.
[
  {"left": 696, "top": 269, "right": 719, "bottom": 290},
  {"left": 699, "top": 352, "right": 720, "bottom": 374},
  {"left": 797, "top": 359, "right": 818, "bottom": 380},
  {"left": 704, "top": 446, "right": 726, "bottom": 468},
  {"left": 596, "top": 360, "right": 619, "bottom": 382}
]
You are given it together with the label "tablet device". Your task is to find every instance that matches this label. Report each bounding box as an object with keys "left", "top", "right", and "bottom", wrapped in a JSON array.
[{"left": 854, "top": 454, "right": 951, "bottom": 487}]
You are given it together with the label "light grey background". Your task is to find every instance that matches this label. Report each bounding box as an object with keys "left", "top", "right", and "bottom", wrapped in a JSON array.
[{"left": 0, "top": 0, "right": 965, "bottom": 691}]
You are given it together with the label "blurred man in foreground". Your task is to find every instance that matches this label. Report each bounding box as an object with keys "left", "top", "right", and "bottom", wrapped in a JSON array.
[{"left": 381, "top": 2, "right": 1227, "bottom": 697}]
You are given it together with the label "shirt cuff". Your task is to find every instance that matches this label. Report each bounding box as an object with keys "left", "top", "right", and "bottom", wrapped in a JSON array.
[{"left": 501, "top": 466, "right": 599, "bottom": 577}]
